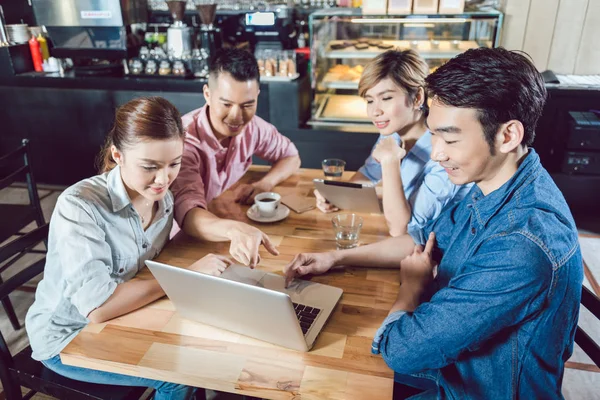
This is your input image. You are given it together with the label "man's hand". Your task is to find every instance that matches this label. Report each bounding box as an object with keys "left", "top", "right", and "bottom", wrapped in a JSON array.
[
  {"left": 314, "top": 189, "right": 339, "bottom": 213},
  {"left": 188, "top": 253, "right": 233, "bottom": 276},
  {"left": 233, "top": 181, "right": 274, "bottom": 205},
  {"left": 390, "top": 232, "right": 437, "bottom": 313},
  {"left": 372, "top": 137, "right": 407, "bottom": 164},
  {"left": 284, "top": 252, "right": 337, "bottom": 287},
  {"left": 227, "top": 222, "right": 279, "bottom": 267},
  {"left": 400, "top": 232, "right": 437, "bottom": 286}
]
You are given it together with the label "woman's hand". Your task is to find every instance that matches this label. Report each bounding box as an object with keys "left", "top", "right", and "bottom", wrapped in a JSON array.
[
  {"left": 372, "top": 137, "right": 407, "bottom": 164},
  {"left": 314, "top": 189, "right": 339, "bottom": 213},
  {"left": 189, "top": 253, "right": 233, "bottom": 276}
]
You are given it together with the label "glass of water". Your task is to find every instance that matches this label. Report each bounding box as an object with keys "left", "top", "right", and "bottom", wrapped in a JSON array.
[
  {"left": 322, "top": 158, "right": 346, "bottom": 180},
  {"left": 332, "top": 213, "right": 363, "bottom": 250}
]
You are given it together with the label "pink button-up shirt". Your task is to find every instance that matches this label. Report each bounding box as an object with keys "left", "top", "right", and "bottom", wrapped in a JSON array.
[{"left": 171, "top": 105, "right": 299, "bottom": 228}]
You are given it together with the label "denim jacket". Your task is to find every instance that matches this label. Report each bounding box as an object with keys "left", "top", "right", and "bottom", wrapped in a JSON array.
[{"left": 372, "top": 149, "right": 583, "bottom": 399}]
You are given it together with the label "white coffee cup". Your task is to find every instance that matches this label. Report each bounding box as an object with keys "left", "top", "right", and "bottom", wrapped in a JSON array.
[{"left": 254, "top": 192, "right": 281, "bottom": 218}]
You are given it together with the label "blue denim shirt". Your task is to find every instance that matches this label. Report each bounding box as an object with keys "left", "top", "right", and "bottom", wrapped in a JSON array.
[
  {"left": 372, "top": 149, "right": 583, "bottom": 399},
  {"left": 358, "top": 131, "right": 471, "bottom": 240}
]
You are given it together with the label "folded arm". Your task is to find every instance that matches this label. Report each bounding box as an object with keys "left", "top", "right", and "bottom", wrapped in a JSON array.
[{"left": 376, "top": 234, "right": 552, "bottom": 375}]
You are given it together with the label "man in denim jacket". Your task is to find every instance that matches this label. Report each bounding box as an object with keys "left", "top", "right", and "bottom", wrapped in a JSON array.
[{"left": 284, "top": 47, "right": 583, "bottom": 399}]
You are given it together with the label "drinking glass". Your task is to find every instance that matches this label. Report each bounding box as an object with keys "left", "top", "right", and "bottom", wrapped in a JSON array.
[
  {"left": 332, "top": 213, "right": 363, "bottom": 250},
  {"left": 322, "top": 158, "right": 346, "bottom": 180}
]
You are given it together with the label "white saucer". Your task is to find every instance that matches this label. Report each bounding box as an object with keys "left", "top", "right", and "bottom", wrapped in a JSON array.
[{"left": 247, "top": 204, "right": 290, "bottom": 223}]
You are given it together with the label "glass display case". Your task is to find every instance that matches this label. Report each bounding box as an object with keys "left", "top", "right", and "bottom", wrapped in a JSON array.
[{"left": 308, "top": 8, "right": 503, "bottom": 131}]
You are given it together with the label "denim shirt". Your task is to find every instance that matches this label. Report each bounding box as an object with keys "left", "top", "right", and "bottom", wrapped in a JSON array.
[
  {"left": 372, "top": 150, "right": 583, "bottom": 399},
  {"left": 25, "top": 166, "right": 174, "bottom": 361},
  {"left": 358, "top": 131, "right": 471, "bottom": 239}
]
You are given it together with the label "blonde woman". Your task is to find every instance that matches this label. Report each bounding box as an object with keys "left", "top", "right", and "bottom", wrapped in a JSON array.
[{"left": 316, "top": 49, "right": 469, "bottom": 240}]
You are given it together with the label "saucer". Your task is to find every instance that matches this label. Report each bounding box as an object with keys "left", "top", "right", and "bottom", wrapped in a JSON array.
[{"left": 247, "top": 204, "right": 290, "bottom": 223}]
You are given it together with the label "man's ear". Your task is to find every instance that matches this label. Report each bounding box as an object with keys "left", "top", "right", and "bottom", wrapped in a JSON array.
[
  {"left": 497, "top": 120, "right": 524, "bottom": 154},
  {"left": 203, "top": 84, "right": 210, "bottom": 104}
]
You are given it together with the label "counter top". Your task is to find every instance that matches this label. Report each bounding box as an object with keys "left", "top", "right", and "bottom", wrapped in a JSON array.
[
  {"left": 0, "top": 70, "right": 206, "bottom": 92},
  {"left": 0, "top": 70, "right": 304, "bottom": 92}
]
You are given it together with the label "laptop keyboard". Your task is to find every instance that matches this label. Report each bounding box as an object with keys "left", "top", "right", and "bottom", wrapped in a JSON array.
[{"left": 292, "top": 302, "right": 321, "bottom": 335}]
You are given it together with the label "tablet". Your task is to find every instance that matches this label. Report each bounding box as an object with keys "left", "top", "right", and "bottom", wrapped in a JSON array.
[{"left": 314, "top": 179, "right": 382, "bottom": 214}]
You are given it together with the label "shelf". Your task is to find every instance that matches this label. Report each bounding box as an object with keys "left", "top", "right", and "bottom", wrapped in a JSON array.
[
  {"left": 322, "top": 81, "right": 359, "bottom": 89},
  {"left": 314, "top": 94, "right": 370, "bottom": 122},
  {"left": 325, "top": 40, "right": 479, "bottom": 60},
  {"left": 321, "top": 75, "right": 359, "bottom": 90},
  {"left": 261, "top": 73, "right": 300, "bottom": 82}
]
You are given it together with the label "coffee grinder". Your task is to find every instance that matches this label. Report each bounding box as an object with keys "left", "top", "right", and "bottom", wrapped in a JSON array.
[
  {"left": 195, "top": 1, "right": 221, "bottom": 57},
  {"left": 166, "top": 0, "right": 192, "bottom": 59}
]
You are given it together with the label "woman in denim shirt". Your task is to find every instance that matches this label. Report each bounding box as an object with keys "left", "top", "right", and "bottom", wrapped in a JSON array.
[
  {"left": 25, "top": 97, "right": 231, "bottom": 400},
  {"left": 315, "top": 50, "right": 468, "bottom": 239}
]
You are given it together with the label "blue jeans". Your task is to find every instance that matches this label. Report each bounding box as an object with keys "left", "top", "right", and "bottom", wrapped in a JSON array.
[
  {"left": 395, "top": 372, "right": 438, "bottom": 400},
  {"left": 42, "top": 355, "right": 196, "bottom": 400}
]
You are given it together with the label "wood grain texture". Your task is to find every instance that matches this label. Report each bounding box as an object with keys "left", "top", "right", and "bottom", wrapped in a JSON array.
[
  {"left": 574, "top": 0, "right": 600, "bottom": 74},
  {"left": 500, "top": 0, "right": 531, "bottom": 50},
  {"left": 522, "top": 0, "right": 561, "bottom": 71},
  {"left": 61, "top": 167, "right": 395, "bottom": 399},
  {"left": 546, "top": 0, "right": 589, "bottom": 74}
]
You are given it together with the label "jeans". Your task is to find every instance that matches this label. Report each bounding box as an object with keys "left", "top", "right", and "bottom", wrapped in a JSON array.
[
  {"left": 394, "top": 372, "right": 438, "bottom": 400},
  {"left": 42, "top": 355, "right": 196, "bottom": 400}
]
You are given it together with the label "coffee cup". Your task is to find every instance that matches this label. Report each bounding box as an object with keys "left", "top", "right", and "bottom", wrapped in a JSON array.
[{"left": 254, "top": 192, "right": 281, "bottom": 218}]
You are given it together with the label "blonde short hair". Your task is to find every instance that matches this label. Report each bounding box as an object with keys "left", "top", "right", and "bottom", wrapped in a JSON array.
[{"left": 358, "top": 49, "right": 428, "bottom": 109}]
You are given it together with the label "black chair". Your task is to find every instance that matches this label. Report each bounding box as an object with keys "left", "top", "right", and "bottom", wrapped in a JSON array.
[
  {"left": 0, "top": 224, "right": 149, "bottom": 400},
  {"left": 0, "top": 139, "right": 46, "bottom": 331},
  {"left": 574, "top": 285, "right": 600, "bottom": 368}
]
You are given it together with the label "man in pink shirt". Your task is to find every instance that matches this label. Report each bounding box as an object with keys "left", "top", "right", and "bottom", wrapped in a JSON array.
[{"left": 171, "top": 48, "right": 301, "bottom": 267}]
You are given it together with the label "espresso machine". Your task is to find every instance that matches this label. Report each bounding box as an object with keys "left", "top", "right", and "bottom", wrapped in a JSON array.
[
  {"left": 166, "top": 0, "right": 192, "bottom": 59},
  {"left": 195, "top": 1, "right": 221, "bottom": 57},
  {"left": 30, "top": 0, "right": 148, "bottom": 76}
]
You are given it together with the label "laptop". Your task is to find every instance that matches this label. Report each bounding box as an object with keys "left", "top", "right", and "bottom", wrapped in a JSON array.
[
  {"left": 314, "top": 179, "right": 382, "bottom": 214},
  {"left": 146, "top": 260, "right": 343, "bottom": 352}
]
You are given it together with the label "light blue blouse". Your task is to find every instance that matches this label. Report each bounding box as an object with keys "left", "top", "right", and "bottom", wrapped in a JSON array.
[
  {"left": 358, "top": 131, "right": 471, "bottom": 241},
  {"left": 25, "top": 166, "right": 174, "bottom": 361}
]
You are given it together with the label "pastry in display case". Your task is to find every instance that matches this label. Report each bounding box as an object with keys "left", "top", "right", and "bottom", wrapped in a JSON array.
[{"left": 308, "top": 8, "right": 503, "bottom": 131}]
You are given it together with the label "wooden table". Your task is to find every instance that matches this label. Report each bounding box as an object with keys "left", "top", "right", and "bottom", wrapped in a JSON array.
[{"left": 61, "top": 167, "right": 399, "bottom": 400}]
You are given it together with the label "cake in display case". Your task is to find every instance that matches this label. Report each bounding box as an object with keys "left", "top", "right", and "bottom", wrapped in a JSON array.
[{"left": 308, "top": 8, "right": 503, "bottom": 131}]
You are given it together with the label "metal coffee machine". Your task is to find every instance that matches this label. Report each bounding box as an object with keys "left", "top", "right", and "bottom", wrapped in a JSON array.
[
  {"left": 195, "top": 1, "right": 221, "bottom": 57},
  {"left": 30, "top": 0, "right": 148, "bottom": 76},
  {"left": 166, "top": 0, "right": 192, "bottom": 59}
]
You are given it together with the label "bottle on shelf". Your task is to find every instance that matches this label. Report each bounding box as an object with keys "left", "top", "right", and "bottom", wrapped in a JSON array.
[
  {"left": 37, "top": 33, "right": 49, "bottom": 60},
  {"left": 28, "top": 35, "right": 43, "bottom": 72}
]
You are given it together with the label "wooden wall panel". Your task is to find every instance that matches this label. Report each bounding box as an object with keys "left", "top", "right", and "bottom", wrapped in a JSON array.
[
  {"left": 500, "top": 0, "right": 531, "bottom": 50},
  {"left": 500, "top": 0, "right": 598, "bottom": 74},
  {"left": 574, "top": 0, "right": 600, "bottom": 74},
  {"left": 547, "top": 0, "right": 589, "bottom": 74},
  {"left": 522, "top": 0, "right": 561, "bottom": 71}
]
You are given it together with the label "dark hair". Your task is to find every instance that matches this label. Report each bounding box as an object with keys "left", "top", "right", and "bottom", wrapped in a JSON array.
[
  {"left": 425, "top": 47, "right": 547, "bottom": 154},
  {"left": 97, "top": 97, "right": 184, "bottom": 173},
  {"left": 208, "top": 47, "right": 260, "bottom": 83},
  {"left": 359, "top": 49, "right": 429, "bottom": 114}
]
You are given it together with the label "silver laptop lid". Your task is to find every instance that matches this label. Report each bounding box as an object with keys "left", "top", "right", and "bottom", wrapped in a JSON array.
[{"left": 146, "top": 261, "right": 342, "bottom": 351}]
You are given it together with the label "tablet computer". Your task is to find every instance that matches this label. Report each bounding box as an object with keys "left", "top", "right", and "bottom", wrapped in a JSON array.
[{"left": 314, "top": 179, "right": 382, "bottom": 214}]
